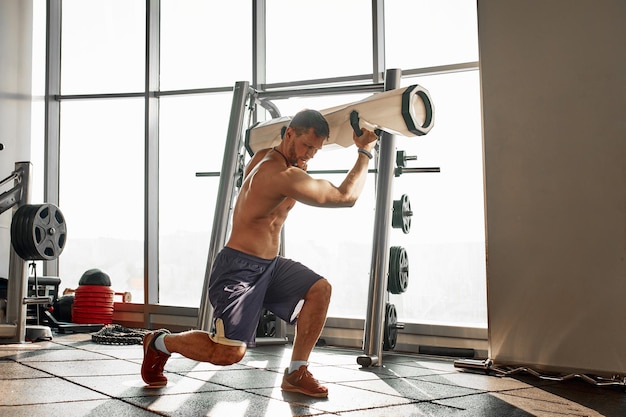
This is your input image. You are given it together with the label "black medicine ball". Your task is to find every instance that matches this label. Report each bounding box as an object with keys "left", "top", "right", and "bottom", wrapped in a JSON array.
[{"left": 78, "top": 268, "right": 111, "bottom": 286}]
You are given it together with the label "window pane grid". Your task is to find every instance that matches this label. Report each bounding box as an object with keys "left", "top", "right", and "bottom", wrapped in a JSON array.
[{"left": 54, "top": 1, "right": 486, "bottom": 327}]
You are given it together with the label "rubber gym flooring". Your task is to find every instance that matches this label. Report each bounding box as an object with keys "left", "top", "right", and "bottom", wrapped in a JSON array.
[{"left": 1, "top": 332, "right": 624, "bottom": 416}]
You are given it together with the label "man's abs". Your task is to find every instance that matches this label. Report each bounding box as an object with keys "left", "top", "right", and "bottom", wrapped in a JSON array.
[{"left": 226, "top": 221, "right": 282, "bottom": 259}]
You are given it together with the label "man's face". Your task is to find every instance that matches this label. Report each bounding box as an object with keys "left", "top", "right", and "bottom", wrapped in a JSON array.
[{"left": 286, "top": 127, "right": 325, "bottom": 168}]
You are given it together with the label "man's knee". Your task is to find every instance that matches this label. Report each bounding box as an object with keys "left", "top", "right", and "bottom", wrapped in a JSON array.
[
  {"left": 309, "top": 278, "right": 332, "bottom": 304},
  {"left": 208, "top": 318, "right": 247, "bottom": 365},
  {"left": 208, "top": 342, "right": 246, "bottom": 366}
]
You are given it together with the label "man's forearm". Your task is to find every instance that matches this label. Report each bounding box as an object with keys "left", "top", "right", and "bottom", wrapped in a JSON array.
[{"left": 337, "top": 151, "right": 373, "bottom": 204}]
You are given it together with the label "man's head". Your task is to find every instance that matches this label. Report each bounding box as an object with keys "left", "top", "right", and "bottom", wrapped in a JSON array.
[
  {"left": 288, "top": 109, "right": 330, "bottom": 139},
  {"left": 281, "top": 109, "right": 329, "bottom": 169}
]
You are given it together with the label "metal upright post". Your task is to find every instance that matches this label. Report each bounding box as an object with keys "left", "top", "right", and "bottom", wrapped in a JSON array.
[
  {"left": 197, "top": 81, "right": 251, "bottom": 331},
  {"left": 358, "top": 69, "right": 402, "bottom": 367},
  {"left": 4, "top": 162, "right": 32, "bottom": 343}
]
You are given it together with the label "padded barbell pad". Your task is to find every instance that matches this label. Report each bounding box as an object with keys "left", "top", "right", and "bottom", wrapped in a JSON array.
[
  {"left": 245, "top": 84, "right": 434, "bottom": 155},
  {"left": 210, "top": 318, "right": 247, "bottom": 348}
]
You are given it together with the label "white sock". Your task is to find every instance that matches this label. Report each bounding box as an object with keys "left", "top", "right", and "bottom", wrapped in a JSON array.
[
  {"left": 154, "top": 333, "right": 171, "bottom": 355},
  {"left": 288, "top": 361, "right": 308, "bottom": 374}
]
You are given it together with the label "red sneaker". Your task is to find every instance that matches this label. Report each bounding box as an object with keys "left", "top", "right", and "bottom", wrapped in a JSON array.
[
  {"left": 141, "top": 329, "right": 170, "bottom": 387},
  {"left": 281, "top": 365, "right": 328, "bottom": 398}
]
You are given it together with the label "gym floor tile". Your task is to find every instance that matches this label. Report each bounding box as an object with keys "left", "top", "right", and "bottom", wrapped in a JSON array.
[
  {"left": 0, "top": 361, "right": 53, "bottom": 379},
  {"left": 7, "top": 347, "right": 111, "bottom": 362},
  {"left": 415, "top": 370, "right": 543, "bottom": 391},
  {"left": 335, "top": 377, "right": 482, "bottom": 401},
  {"left": 1, "top": 332, "right": 624, "bottom": 417},
  {"left": 0, "top": 377, "right": 107, "bottom": 406},
  {"left": 22, "top": 357, "right": 142, "bottom": 377},
  {"left": 249, "top": 383, "right": 414, "bottom": 414},
  {"left": 125, "top": 389, "right": 324, "bottom": 417},
  {"left": 0, "top": 399, "right": 160, "bottom": 417},
  {"left": 66, "top": 373, "right": 231, "bottom": 398}
]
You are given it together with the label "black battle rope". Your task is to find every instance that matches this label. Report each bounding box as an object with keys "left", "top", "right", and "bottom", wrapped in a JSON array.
[{"left": 92, "top": 324, "right": 151, "bottom": 345}]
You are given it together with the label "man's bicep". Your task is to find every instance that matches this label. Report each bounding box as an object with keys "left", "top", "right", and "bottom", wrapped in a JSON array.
[{"left": 286, "top": 175, "right": 342, "bottom": 207}]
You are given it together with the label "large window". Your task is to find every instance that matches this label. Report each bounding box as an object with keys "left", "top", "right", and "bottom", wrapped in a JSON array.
[
  {"left": 58, "top": 99, "right": 145, "bottom": 299},
  {"left": 157, "top": 0, "right": 251, "bottom": 306},
  {"left": 158, "top": 93, "right": 232, "bottom": 307},
  {"left": 265, "top": 0, "right": 372, "bottom": 83},
  {"left": 394, "top": 71, "right": 485, "bottom": 325},
  {"left": 160, "top": 0, "right": 252, "bottom": 90},
  {"left": 385, "top": 0, "right": 479, "bottom": 69},
  {"left": 271, "top": 72, "right": 485, "bottom": 325},
  {"left": 52, "top": 1, "right": 485, "bottom": 328},
  {"left": 60, "top": 0, "right": 145, "bottom": 95}
]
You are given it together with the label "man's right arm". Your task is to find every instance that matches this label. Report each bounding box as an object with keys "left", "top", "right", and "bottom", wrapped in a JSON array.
[{"left": 277, "top": 129, "right": 378, "bottom": 208}]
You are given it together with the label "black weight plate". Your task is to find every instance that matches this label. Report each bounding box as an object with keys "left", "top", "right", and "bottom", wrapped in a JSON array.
[
  {"left": 388, "top": 246, "right": 409, "bottom": 294},
  {"left": 383, "top": 303, "right": 398, "bottom": 351},
  {"left": 32, "top": 204, "right": 67, "bottom": 260},
  {"left": 11, "top": 204, "right": 67, "bottom": 260},
  {"left": 401, "top": 195, "right": 411, "bottom": 234},
  {"left": 10, "top": 205, "right": 27, "bottom": 258},
  {"left": 388, "top": 246, "right": 399, "bottom": 294},
  {"left": 11, "top": 204, "right": 37, "bottom": 259},
  {"left": 392, "top": 199, "right": 403, "bottom": 229},
  {"left": 397, "top": 247, "right": 409, "bottom": 293},
  {"left": 9, "top": 205, "right": 26, "bottom": 257},
  {"left": 24, "top": 204, "right": 42, "bottom": 259},
  {"left": 26, "top": 204, "right": 47, "bottom": 259},
  {"left": 32, "top": 205, "right": 54, "bottom": 260},
  {"left": 391, "top": 194, "right": 412, "bottom": 234}
]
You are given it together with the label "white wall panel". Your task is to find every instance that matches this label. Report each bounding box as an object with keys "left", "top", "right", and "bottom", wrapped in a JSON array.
[
  {"left": 0, "top": 0, "right": 33, "bottom": 278},
  {"left": 479, "top": 0, "right": 626, "bottom": 375}
]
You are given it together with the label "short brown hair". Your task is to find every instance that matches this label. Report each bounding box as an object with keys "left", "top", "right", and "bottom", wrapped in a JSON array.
[{"left": 288, "top": 109, "right": 330, "bottom": 138}]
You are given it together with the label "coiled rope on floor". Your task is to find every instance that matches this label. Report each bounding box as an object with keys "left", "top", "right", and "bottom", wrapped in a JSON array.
[{"left": 92, "top": 324, "right": 150, "bottom": 345}]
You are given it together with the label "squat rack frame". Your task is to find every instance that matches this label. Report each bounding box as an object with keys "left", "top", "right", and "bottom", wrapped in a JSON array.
[
  {"left": 197, "top": 69, "right": 432, "bottom": 367},
  {"left": 0, "top": 162, "right": 51, "bottom": 343}
]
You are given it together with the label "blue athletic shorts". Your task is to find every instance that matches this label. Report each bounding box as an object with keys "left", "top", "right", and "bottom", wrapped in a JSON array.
[{"left": 208, "top": 246, "right": 324, "bottom": 347}]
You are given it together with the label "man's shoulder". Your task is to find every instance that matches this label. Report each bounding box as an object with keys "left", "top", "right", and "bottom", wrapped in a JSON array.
[{"left": 253, "top": 148, "right": 272, "bottom": 157}]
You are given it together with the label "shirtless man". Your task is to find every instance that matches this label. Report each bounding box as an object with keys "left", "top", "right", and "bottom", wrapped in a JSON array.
[{"left": 141, "top": 109, "right": 378, "bottom": 397}]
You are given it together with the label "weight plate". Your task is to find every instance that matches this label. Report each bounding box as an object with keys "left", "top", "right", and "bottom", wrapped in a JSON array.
[
  {"left": 11, "top": 205, "right": 37, "bottom": 259},
  {"left": 34, "top": 204, "right": 67, "bottom": 260},
  {"left": 10, "top": 204, "right": 67, "bottom": 260},
  {"left": 25, "top": 204, "right": 40, "bottom": 258},
  {"left": 9, "top": 205, "right": 26, "bottom": 258},
  {"left": 388, "top": 246, "right": 409, "bottom": 294},
  {"left": 392, "top": 194, "right": 412, "bottom": 234},
  {"left": 383, "top": 303, "right": 398, "bottom": 351}
]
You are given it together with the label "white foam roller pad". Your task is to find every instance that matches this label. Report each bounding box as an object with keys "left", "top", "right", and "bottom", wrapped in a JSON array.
[{"left": 245, "top": 84, "right": 434, "bottom": 155}]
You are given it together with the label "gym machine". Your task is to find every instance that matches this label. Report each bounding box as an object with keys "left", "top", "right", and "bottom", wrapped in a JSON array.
[
  {"left": 197, "top": 69, "right": 437, "bottom": 365},
  {"left": 0, "top": 161, "right": 67, "bottom": 343}
]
